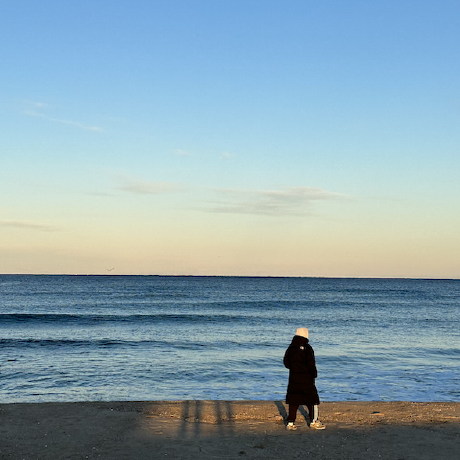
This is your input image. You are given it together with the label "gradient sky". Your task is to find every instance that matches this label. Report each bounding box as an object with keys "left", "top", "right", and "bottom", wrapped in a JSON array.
[{"left": 1, "top": 0, "right": 459, "bottom": 278}]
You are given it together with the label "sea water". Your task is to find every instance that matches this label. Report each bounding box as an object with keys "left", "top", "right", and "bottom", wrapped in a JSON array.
[{"left": 1, "top": 275, "right": 459, "bottom": 403}]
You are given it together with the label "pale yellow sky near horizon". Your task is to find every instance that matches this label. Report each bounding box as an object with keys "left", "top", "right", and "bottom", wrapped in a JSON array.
[{"left": 2, "top": 191, "right": 459, "bottom": 278}]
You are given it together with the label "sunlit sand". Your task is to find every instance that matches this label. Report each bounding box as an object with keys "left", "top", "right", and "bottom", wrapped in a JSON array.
[{"left": 1, "top": 401, "right": 459, "bottom": 459}]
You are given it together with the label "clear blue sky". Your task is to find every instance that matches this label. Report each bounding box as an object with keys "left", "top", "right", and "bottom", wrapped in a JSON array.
[{"left": 1, "top": 0, "right": 459, "bottom": 277}]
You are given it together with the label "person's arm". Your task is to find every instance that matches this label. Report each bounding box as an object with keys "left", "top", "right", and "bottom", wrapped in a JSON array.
[
  {"left": 305, "top": 346, "right": 318, "bottom": 379},
  {"left": 283, "top": 349, "right": 291, "bottom": 369}
]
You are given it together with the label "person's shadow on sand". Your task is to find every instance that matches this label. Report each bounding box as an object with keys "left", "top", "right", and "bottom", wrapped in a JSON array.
[
  {"left": 178, "top": 401, "right": 236, "bottom": 438},
  {"left": 274, "top": 401, "right": 287, "bottom": 425},
  {"left": 275, "top": 401, "right": 309, "bottom": 426},
  {"left": 176, "top": 401, "right": 299, "bottom": 435}
]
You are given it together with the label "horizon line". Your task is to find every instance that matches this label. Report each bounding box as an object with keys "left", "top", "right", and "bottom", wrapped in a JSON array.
[{"left": 1, "top": 273, "right": 458, "bottom": 281}]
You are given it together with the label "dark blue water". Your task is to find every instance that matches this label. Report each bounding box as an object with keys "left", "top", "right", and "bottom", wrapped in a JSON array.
[{"left": 1, "top": 275, "right": 459, "bottom": 403}]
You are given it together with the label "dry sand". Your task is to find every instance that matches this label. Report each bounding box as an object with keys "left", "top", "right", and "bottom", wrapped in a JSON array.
[{"left": 1, "top": 401, "right": 459, "bottom": 459}]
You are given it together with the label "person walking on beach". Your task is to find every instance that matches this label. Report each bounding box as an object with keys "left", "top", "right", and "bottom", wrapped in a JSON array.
[{"left": 283, "top": 327, "right": 325, "bottom": 430}]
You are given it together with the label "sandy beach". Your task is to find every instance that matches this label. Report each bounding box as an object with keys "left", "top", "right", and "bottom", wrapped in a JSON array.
[{"left": 1, "top": 401, "right": 459, "bottom": 459}]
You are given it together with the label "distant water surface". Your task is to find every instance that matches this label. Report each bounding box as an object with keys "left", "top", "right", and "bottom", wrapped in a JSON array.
[{"left": 1, "top": 275, "right": 459, "bottom": 403}]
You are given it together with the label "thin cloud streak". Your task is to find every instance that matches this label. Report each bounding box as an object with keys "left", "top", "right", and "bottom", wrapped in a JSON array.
[
  {"left": 112, "top": 174, "right": 342, "bottom": 214},
  {"left": 23, "top": 101, "right": 103, "bottom": 132},
  {"left": 47, "top": 116, "right": 103, "bottom": 132},
  {"left": 220, "top": 151, "right": 235, "bottom": 160},
  {"left": 115, "top": 176, "right": 181, "bottom": 195},
  {"left": 0, "top": 220, "right": 57, "bottom": 232},
  {"left": 173, "top": 149, "right": 192, "bottom": 157},
  {"left": 205, "top": 186, "right": 343, "bottom": 216}
]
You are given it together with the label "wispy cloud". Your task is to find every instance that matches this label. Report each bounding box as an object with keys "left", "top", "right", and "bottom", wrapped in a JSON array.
[
  {"left": 173, "top": 149, "right": 192, "bottom": 157},
  {"left": 46, "top": 117, "right": 103, "bottom": 132},
  {"left": 220, "top": 151, "right": 235, "bottom": 160},
  {"left": 115, "top": 175, "right": 181, "bottom": 195},
  {"left": 205, "top": 186, "right": 343, "bottom": 216},
  {"left": 22, "top": 100, "right": 103, "bottom": 132},
  {"left": 0, "top": 220, "right": 57, "bottom": 232},
  {"left": 23, "top": 101, "right": 48, "bottom": 112}
]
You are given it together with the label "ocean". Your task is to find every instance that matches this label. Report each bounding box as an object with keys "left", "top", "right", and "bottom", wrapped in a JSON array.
[{"left": 1, "top": 275, "right": 459, "bottom": 403}]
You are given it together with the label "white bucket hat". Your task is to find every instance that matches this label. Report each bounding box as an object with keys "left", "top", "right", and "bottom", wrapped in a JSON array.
[{"left": 295, "top": 327, "right": 309, "bottom": 339}]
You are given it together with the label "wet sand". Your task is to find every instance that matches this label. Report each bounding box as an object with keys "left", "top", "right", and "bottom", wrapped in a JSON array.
[{"left": 1, "top": 401, "right": 459, "bottom": 459}]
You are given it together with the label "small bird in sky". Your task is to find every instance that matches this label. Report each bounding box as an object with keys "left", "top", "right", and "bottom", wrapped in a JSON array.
[{"left": 106, "top": 268, "right": 115, "bottom": 272}]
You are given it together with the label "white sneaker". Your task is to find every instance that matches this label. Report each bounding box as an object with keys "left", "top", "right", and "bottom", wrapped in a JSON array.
[
  {"left": 286, "top": 422, "right": 297, "bottom": 430},
  {"left": 310, "top": 421, "right": 326, "bottom": 430}
]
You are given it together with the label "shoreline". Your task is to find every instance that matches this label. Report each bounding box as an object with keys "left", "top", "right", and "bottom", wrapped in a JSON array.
[{"left": 1, "top": 401, "right": 459, "bottom": 459}]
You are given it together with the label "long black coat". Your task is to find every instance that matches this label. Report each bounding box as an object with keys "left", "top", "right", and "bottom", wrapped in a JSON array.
[{"left": 283, "top": 335, "right": 320, "bottom": 406}]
